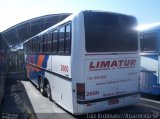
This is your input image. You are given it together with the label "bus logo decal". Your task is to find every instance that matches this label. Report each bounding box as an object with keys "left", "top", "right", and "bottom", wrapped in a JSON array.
[{"left": 89, "top": 59, "right": 136, "bottom": 71}]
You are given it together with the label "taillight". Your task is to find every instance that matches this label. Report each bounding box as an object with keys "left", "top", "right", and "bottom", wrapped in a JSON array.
[{"left": 76, "top": 83, "right": 85, "bottom": 100}]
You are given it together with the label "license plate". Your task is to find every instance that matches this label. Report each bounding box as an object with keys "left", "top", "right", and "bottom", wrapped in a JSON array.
[{"left": 108, "top": 98, "right": 119, "bottom": 105}]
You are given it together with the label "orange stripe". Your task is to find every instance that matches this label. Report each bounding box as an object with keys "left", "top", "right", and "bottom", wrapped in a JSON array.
[{"left": 37, "top": 55, "right": 45, "bottom": 67}]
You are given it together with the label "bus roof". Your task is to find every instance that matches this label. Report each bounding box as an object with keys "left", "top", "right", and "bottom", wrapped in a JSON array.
[{"left": 23, "top": 10, "right": 136, "bottom": 44}]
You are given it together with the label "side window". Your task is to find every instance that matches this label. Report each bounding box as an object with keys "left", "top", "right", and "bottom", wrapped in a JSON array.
[
  {"left": 140, "top": 32, "right": 157, "bottom": 52},
  {"left": 58, "top": 26, "right": 65, "bottom": 53},
  {"left": 26, "top": 42, "right": 28, "bottom": 53},
  {"left": 40, "top": 36, "right": 43, "bottom": 53},
  {"left": 65, "top": 24, "right": 71, "bottom": 53},
  {"left": 32, "top": 39, "right": 34, "bottom": 53},
  {"left": 48, "top": 32, "right": 52, "bottom": 53},
  {"left": 32, "top": 38, "right": 36, "bottom": 53},
  {"left": 35, "top": 37, "right": 38, "bottom": 53},
  {"left": 35, "top": 38, "right": 37, "bottom": 53},
  {"left": 32, "top": 40, "right": 34, "bottom": 53},
  {"left": 36, "top": 36, "right": 40, "bottom": 53},
  {"left": 29, "top": 40, "right": 32, "bottom": 53},
  {"left": 28, "top": 42, "right": 30, "bottom": 53},
  {"left": 53, "top": 29, "right": 58, "bottom": 53},
  {"left": 43, "top": 34, "right": 48, "bottom": 53}
]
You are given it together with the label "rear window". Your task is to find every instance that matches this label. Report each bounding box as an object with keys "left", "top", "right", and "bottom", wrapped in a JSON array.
[{"left": 84, "top": 11, "right": 138, "bottom": 52}]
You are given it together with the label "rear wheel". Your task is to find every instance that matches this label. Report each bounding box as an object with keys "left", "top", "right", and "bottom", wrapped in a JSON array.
[
  {"left": 38, "top": 77, "right": 45, "bottom": 96},
  {"left": 45, "top": 81, "right": 52, "bottom": 101}
]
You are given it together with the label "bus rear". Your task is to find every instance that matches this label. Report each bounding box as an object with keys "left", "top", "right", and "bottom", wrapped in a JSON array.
[{"left": 74, "top": 11, "right": 140, "bottom": 114}]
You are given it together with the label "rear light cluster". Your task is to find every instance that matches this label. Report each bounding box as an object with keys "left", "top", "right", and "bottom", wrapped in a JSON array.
[{"left": 76, "top": 83, "right": 85, "bottom": 100}]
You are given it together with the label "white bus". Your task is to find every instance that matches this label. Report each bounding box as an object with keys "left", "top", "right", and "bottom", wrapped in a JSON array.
[{"left": 23, "top": 10, "right": 140, "bottom": 114}]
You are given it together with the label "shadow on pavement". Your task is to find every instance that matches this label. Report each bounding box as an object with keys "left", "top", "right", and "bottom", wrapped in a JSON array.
[{"left": 0, "top": 72, "right": 37, "bottom": 119}]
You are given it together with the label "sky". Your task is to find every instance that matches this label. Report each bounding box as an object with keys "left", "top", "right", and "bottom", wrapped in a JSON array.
[{"left": 0, "top": 0, "right": 160, "bottom": 32}]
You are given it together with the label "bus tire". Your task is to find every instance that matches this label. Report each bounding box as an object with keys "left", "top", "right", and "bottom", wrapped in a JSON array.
[
  {"left": 38, "top": 77, "right": 45, "bottom": 96},
  {"left": 45, "top": 80, "right": 52, "bottom": 101}
]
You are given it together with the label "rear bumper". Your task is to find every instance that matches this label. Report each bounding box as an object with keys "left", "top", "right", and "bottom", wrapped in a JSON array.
[
  {"left": 77, "top": 91, "right": 140, "bottom": 104},
  {"left": 76, "top": 92, "right": 140, "bottom": 114}
]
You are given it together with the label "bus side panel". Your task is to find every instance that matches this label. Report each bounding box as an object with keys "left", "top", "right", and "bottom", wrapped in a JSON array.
[
  {"left": 45, "top": 72, "right": 73, "bottom": 113},
  {"left": 140, "top": 55, "right": 160, "bottom": 95},
  {"left": 25, "top": 54, "right": 50, "bottom": 86},
  {"left": 51, "top": 55, "right": 71, "bottom": 78},
  {"left": 50, "top": 55, "right": 73, "bottom": 113},
  {"left": 25, "top": 54, "right": 74, "bottom": 112}
]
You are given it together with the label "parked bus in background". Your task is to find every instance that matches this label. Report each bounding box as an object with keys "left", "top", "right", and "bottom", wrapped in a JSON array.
[
  {"left": 7, "top": 49, "right": 24, "bottom": 72},
  {"left": 23, "top": 10, "right": 140, "bottom": 114},
  {"left": 139, "top": 24, "right": 160, "bottom": 95},
  {"left": 0, "top": 34, "right": 7, "bottom": 106}
]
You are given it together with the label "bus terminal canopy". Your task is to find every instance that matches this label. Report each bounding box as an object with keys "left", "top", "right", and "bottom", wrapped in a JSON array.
[{"left": 1, "top": 13, "right": 71, "bottom": 49}]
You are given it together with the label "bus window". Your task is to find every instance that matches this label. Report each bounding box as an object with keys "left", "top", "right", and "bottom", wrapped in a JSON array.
[
  {"left": 58, "top": 26, "right": 65, "bottom": 53},
  {"left": 47, "top": 32, "right": 52, "bottom": 53},
  {"left": 84, "top": 12, "right": 138, "bottom": 52},
  {"left": 27, "top": 42, "right": 29, "bottom": 53},
  {"left": 26, "top": 42, "right": 28, "bottom": 53},
  {"left": 29, "top": 40, "right": 32, "bottom": 53},
  {"left": 35, "top": 38, "right": 38, "bottom": 53},
  {"left": 35, "top": 37, "right": 38, "bottom": 53},
  {"left": 37, "top": 37, "right": 40, "bottom": 53},
  {"left": 140, "top": 32, "right": 157, "bottom": 52},
  {"left": 33, "top": 38, "right": 36, "bottom": 53},
  {"left": 40, "top": 36, "right": 43, "bottom": 53},
  {"left": 53, "top": 29, "right": 58, "bottom": 53},
  {"left": 65, "top": 24, "right": 71, "bottom": 53},
  {"left": 43, "top": 34, "right": 48, "bottom": 53},
  {"left": 32, "top": 39, "right": 34, "bottom": 53}
]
